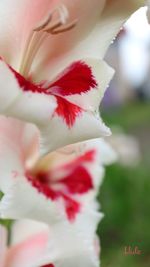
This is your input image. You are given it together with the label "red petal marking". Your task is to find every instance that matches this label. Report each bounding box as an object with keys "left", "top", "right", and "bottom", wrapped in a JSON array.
[
  {"left": 7, "top": 60, "right": 94, "bottom": 128},
  {"left": 27, "top": 174, "right": 58, "bottom": 200},
  {"left": 48, "top": 61, "right": 98, "bottom": 96},
  {"left": 55, "top": 96, "right": 82, "bottom": 128},
  {"left": 61, "top": 193, "right": 80, "bottom": 221},
  {"left": 41, "top": 265, "right": 55, "bottom": 267},
  {"left": 60, "top": 149, "right": 96, "bottom": 173},
  {"left": 32, "top": 151, "right": 95, "bottom": 219},
  {"left": 80, "top": 149, "right": 96, "bottom": 162},
  {"left": 61, "top": 166, "right": 93, "bottom": 194},
  {"left": 10, "top": 61, "right": 98, "bottom": 97},
  {"left": 27, "top": 173, "right": 81, "bottom": 221},
  {"left": 9, "top": 66, "right": 45, "bottom": 93},
  {"left": 9, "top": 64, "right": 84, "bottom": 128}
]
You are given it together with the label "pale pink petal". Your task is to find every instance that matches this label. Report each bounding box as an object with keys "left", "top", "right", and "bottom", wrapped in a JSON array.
[
  {"left": 5, "top": 231, "right": 49, "bottom": 267},
  {"left": 0, "top": 117, "right": 68, "bottom": 224},
  {"left": 21, "top": 123, "right": 39, "bottom": 167},
  {"left": 0, "top": 117, "right": 25, "bottom": 193},
  {"left": 0, "top": 0, "right": 143, "bottom": 78},
  {"left": 6, "top": 210, "right": 102, "bottom": 267},
  {"left": 0, "top": 225, "right": 8, "bottom": 267},
  {"left": 37, "top": 209, "right": 103, "bottom": 267},
  {"left": 36, "top": 0, "right": 143, "bottom": 81},
  {"left": 0, "top": 116, "right": 39, "bottom": 193},
  {"left": 0, "top": 0, "right": 105, "bottom": 71},
  {"left": 11, "top": 220, "right": 49, "bottom": 246},
  {"left": 0, "top": 0, "right": 58, "bottom": 69}
]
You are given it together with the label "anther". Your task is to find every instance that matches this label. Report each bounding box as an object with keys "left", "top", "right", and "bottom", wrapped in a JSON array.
[
  {"left": 49, "top": 20, "right": 77, "bottom": 35},
  {"left": 33, "top": 5, "right": 68, "bottom": 32},
  {"left": 33, "top": 13, "right": 53, "bottom": 32}
]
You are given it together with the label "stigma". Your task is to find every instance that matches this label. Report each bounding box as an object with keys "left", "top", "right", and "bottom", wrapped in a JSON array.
[{"left": 19, "top": 5, "right": 77, "bottom": 78}]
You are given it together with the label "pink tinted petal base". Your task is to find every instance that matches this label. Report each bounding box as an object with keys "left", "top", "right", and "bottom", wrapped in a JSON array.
[{"left": 5, "top": 232, "right": 49, "bottom": 267}]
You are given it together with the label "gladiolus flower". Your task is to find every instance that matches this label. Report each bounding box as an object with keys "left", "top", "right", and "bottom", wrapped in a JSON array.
[
  {"left": 0, "top": 213, "right": 103, "bottom": 267},
  {"left": 0, "top": 0, "right": 143, "bottom": 155},
  {"left": 0, "top": 117, "right": 116, "bottom": 223},
  {"left": 0, "top": 116, "right": 116, "bottom": 267}
]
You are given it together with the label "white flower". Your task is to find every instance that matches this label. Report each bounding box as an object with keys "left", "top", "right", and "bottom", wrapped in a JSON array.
[
  {"left": 0, "top": 0, "right": 143, "bottom": 155},
  {"left": 0, "top": 117, "right": 116, "bottom": 224}
]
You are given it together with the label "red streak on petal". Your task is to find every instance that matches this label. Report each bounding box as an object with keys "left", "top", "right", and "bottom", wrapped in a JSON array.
[
  {"left": 60, "top": 149, "right": 96, "bottom": 172},
  {"left": 27, "top": 173, "right": 80, "bottom": 221},
  {"left": 73, "top": 149, "right": 96, "bottom": 167},
  {"left": 55, "top": 96, "right": 82, "bottom": 127},
  {"left": 41, "top": 264, "right": 55, "bottom": 267},
  {"left": 7, "top": 60, "right": 93, "bottom": 128},
  {"left": 61, "top": 166, "right": 93, "bottom": 194},
  {"left": 49, "top": 61, "right": 98, "bottom": 96},
  {"left": 27, "top": 175, "right": 58, "bottom": 200},
  {"left": 61, "top": 193, "right": 80, "bottom": 221},
  {"left": 10, "top": 66, "right": 83, "bottom": 128},
  {"left": 10, "top": 66, "right": 45, "bottom": 93},
  {"left": 80, "top": 149, "right": 96, "bottom": 162}
]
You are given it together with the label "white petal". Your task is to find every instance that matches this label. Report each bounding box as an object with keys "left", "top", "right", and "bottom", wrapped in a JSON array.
[
  {"left": 0, "top": 59, "right": 20, "bottom": 113},
  {"left": 84, "top": 138, "right": 118, "bottom": 166},
  {"left": 11, "top": 219, "right": 49, "bottom": 246},
  {"left": 0, "top": 59, "right": 57, "bottom": 125},
  {"left": 0, "top": 176, "right": 66, "bottom": 224},
  {"left": 70, "top": 0, "right": 144, "bottom": 62},
  {"left": 40, "top": 112, "right": 111, "bottom": 155},
  {"left": 37, "top": 209, "right": 103, "bottom": 267},
  {"left": 65, "top": 58, "right": 114, "bottom": 111},
  {"left": 8, "top": 220, "right": 51, "bottom": 267},
  {"left": 9, "top": 91, "right": 57, "bottom": 126},
  {"left": 36, "top": 0, "right": 144, "bottom": 81}
]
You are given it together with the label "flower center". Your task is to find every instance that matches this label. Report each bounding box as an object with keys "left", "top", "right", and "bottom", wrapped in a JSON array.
[{"left": 19, "top": 5, "right": 77, "bottom": 78}]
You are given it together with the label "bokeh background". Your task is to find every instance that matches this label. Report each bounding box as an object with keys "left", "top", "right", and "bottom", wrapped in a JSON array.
[{"left": 98, "top": 7, "right": 150, "bottom": 267}]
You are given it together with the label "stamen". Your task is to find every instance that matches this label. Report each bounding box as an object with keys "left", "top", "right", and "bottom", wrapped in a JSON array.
[
  {"left": 20, "top": 32, "right": 46, "bottom": 78},
  {"left": 44, "top": 20, "right": 63, "bottom": 32},
  {"left": 33, "top": 13, "right": 53, "bottom": 32},
  {"left": 49, "top": 20, "right": 77, "bottom": 35},
  {"left": 19, "top": 32, "right": 39, "bottom": 76},
  {"left": 19, "top": 5, "right": 77, "bottom": 78}
]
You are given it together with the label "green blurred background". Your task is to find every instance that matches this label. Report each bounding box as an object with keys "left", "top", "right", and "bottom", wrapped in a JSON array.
[
  {"left": 97, "top": 8, "right": 150, "bottom": 266},
  {"left": 98, "top": 103, "right": 150, "bottom": 267}
]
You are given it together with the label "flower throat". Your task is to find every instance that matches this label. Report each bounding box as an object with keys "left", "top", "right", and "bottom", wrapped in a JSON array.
[{"left": 19, "top": 5, "right": 77, "bottom": 78}]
